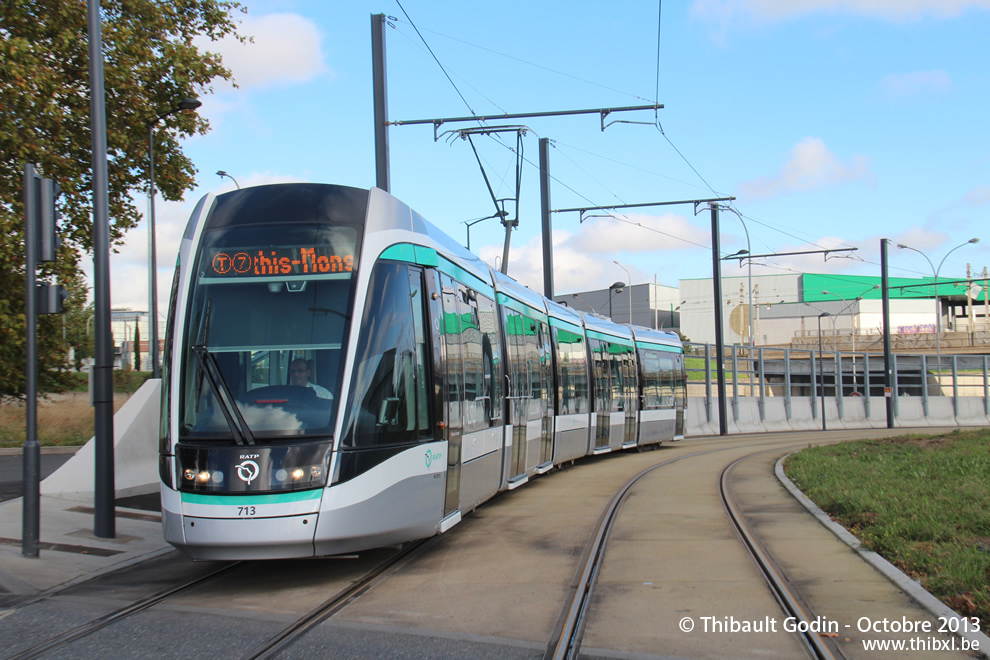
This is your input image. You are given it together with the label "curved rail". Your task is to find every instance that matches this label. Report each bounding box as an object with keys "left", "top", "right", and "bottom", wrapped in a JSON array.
[
  {"left": 545, "top": 447, "right": 735, "bottom": 660},
  {"left": 719, "top": 453, "right": 837, "bottom": 660}
]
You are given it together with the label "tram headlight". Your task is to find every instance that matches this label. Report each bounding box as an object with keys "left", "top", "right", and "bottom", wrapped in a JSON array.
[
  {"left": 183, "top": 469, "right": 196, "bottom": 481},
  {"left": 291, "top": 468, "right": 305, "bottom": 481},
  {"left": 197, "top": 471, "right": 211, "bottom": 483}
]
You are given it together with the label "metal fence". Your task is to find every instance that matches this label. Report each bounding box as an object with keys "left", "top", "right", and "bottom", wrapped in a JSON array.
[{"left": 683, "top": 341, "right": 990, "bottom": 425}]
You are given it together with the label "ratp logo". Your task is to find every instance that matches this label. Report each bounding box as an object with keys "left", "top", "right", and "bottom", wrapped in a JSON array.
[
  {"left": 424, "top": 449, "right": 443, "bottom": 469},
  {"left": 236, "top": 460, "right": 260, "bottom": 485}
]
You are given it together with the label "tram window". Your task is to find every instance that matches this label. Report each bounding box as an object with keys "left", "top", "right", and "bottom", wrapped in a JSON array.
[
  {"left": 177, "top": 219, "right": 362, "bottom": 441},
  {"left": 340, "top": 262, "right": 431, "bottom": 448},
  {"left": 526, "top": 317, "right": 542, "bottom": 421},
  {"left": 476, "top": 294, "right": 501, "bottom": 424},
  {"left": 589, "top": 339, "right": 610, "bottom": 413},
  {"left": 641, "top": 350, "right": 660, "bottom": 409},
  {"left": 659, "top": 355, "right": 675, "bottom": 408},
  {"left": 553, "top": 327, "right": 589, "bottom": 415}
]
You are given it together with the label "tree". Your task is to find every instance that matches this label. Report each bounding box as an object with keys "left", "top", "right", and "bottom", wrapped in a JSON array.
[{"left": 0, "top": 0, "right": 245, "bottom": 397}]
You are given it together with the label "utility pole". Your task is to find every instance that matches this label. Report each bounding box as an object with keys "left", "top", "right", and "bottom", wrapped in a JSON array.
[{"left": 371, "top": 14, "right": 390, "bottom": 192}]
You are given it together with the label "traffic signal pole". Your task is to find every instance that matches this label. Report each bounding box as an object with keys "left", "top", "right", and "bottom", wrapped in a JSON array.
[{"left": 23, "top": 164, "right": 40, "bottom": 558}]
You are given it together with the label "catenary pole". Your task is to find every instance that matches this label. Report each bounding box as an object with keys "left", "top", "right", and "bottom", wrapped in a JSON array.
[
  {"left": 881, "top": 239, "right": 894, "bottom": 429},
  {"left": 710, "top": 204, "right": 728, "bottom": 435},
  {"left": 539, "top": 137, "right": 553, "bottom": 299},
  {"left": 371, "top": 14, "right": 390, "bottom": 192}
]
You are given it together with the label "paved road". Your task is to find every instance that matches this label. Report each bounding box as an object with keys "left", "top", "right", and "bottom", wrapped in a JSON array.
[{"left": 0, "top": 453, "right": 75, "bottom": 503}]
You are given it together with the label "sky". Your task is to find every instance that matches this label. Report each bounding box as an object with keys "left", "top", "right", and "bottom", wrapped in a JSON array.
[{"left": 93, "top": 0, "right": 990, "bottom": 326}]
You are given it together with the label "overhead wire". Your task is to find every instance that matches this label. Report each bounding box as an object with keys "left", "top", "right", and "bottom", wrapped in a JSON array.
[
  {"left": 392, "top": 1, "right": 857, "bottom": 270},
  {"left": 387, "top": 17, "right": 655, "bottom": 104},
  {"left": 393, "top": 0, "right": 477, "bottom": 118}
]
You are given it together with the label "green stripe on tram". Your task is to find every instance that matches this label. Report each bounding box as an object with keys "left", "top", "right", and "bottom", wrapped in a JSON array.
[
  {"left": 635, "top": 341, "right": 683, "bottom": 354},
  {"left": 181, "top": 490, "right": 323, "bottom": 506}
]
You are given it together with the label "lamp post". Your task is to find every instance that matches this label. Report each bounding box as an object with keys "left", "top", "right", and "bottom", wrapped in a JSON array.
[
  {"left": 148, "top": 97, "right": 201, "bottom": 379},
  {"left": 216, "top": 170, "right": 240, "bottom": 189},
  {"left": 822, "top": 285, "right": 880, "bottom": 394},
  {"left": 897, "top": 238, "right": 979, "bottom": 378},
  {"left": 606, "top": 281, "right": 626, "bottom": 320},
  {"left": 613, "top": 260, "right": 632, "bottom": 324},
  {"left": 818, "top": 312, "right": 831, "bottom": 431}
]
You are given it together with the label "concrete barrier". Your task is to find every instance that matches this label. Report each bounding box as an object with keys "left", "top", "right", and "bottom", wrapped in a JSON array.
[
  {"left": 728, "top": 399, "right": 766, "bottom": 435},
  {"left": 761, "top": 398, "right": 792, "bottom": 433},
  {"left": 42, "top": 379, "right": 161, "bottom": 501},
  {"left": 954, "top": 397, "right": 990, "bottom": 427},
  {"left": 687, "top": 397, "right": 715, "bottom": 436},
  {"left": 896, "top": 397, "right": 929, "bottom": 427},
  {"left": 926, "top": 397, "right": 957, "bottom": 428}
]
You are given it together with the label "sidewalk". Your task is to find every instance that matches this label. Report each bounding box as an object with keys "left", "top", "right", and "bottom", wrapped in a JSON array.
[{"left": 0, "top": 493, "right": 171, "bottom": 605}]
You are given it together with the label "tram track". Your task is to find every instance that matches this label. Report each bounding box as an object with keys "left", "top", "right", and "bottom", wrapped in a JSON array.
[
  {"left": 544, "top": 436, "right": 851, "bottom": 660},
  {"left": 719, "top": 450, "right": 839, "bottom": 660},
  {"left": 4, "top": 536, "right": 434, "bottom": 660},
  {"left": 8, "top": 562, "right": 242, "bottom": 660}
]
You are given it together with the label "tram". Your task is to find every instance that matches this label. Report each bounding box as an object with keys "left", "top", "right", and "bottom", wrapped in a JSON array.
[{"left": 159, "top": 184, "right": 687, "bottom": 560}]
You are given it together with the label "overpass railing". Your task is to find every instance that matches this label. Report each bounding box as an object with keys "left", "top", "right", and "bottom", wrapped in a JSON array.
[{"left": 683, "top": 342, "right": 990, "bottom": 428}]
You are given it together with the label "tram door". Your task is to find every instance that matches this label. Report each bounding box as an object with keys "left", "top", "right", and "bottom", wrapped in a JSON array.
[
  {"left": 674, "top": 354, "right": 687, "bottom": 438},
  {"left": 591, "top": 340, "right": 610, "bottom": 451},
  {"left": 439, "top": 276, "right": 463, "bottom": 517},
  {"left": 504, "top": 307, "right": 531, "bottom": 482},
  {"left": 537, "top": 321, "right": 554, "bottom": 468}
]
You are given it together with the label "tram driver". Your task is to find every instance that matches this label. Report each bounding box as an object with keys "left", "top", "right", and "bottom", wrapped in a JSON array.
[{"left": 290, "top": 358, "right": 333, "bottom": 400}]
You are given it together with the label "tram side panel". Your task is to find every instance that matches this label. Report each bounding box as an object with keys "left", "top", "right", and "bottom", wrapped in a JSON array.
[
  {"left": 315, "top": 260, "right": 445, "bottom": 555},
  {"left": 435, "top": 272, "right": 504, "bottom": 516}
]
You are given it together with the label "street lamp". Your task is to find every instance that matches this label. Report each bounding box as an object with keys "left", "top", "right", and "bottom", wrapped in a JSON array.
[
  {"left": 897, "top": 238, "right": 979, "bottom": 377},
  {"left": 216, "top": 170, "right": 240, "bottom": 189},
  {"left": 720, "top": 206, "right": 754, "bottom": 346},
  {"left": 605, "top": 281, "right": 626, "bottom": 320},
  {"left": 148, "top": 97, "right": 201, "bottom": 378},
  {"left": 817, "top": 312, "right": 831, "bottom": 431},
  {"left": 613, "top": 260, "right": 632, "bottom": 324},
  {"left": 822, "top": 285, "right": 880, "bottom": 394}
]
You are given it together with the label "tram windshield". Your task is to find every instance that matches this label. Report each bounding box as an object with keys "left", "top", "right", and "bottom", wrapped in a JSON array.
[{"left": 180, "top": 223, "right": 358, "bottom": 440}]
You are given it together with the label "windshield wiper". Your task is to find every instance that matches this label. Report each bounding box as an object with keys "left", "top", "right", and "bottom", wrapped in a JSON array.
[{"left": 192, "top": 344, "right": 255, "bottom": 446}]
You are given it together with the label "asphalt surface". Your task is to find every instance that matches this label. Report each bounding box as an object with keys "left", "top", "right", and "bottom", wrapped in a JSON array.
[{"left": 0, "top": 453, "right": 75, "bottom": 503}]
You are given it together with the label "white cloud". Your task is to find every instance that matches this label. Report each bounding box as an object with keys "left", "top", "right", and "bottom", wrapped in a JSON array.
[
  {"left": 475, "top": 212, "right": 708, "bottom": 292},
  {"left": 879, "top": 70, "right": 952, "bottom": 98},
  {"left": 197, "top": 13, "right": 328, "bottom": 91},
  {"left": 691, "top": 0, "right": 990, "bottom": 25},
  {"left": 739, "top": 137, "right": 872, "bottom": 200},
  {"left": 964, "top": 185, "right": 990, "bottom": 206}
]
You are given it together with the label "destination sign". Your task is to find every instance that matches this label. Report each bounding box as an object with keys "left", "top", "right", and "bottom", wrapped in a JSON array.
[{"left": 207, "top": 246, "right": 354, "bottom": 278}]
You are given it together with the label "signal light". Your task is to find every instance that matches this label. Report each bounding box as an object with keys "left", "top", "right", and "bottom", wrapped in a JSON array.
[{"left": 36, "top": 177, "right": 60, "bottom": 263}]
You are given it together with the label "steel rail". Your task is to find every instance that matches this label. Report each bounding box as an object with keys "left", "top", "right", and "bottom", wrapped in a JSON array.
[
  {"left": 8, "top": 562, "right": 242, "bottom": 660},
  {"left": 545, "top": 446, "right": 741, "bottom": 660},
  {"left": 242, "top": 537, "right": 434, "bottom": 660},
  {"left": 719, "top": 453, "right": 838, "bottom": 660}
]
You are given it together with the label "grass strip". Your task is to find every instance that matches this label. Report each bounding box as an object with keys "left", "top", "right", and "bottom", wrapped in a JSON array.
[{"left": 784, "top": 429, "right": 990, "bottom": 635}]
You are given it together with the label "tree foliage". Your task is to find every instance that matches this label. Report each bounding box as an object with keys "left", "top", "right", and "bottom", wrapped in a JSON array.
[{"left": 0, "top": 0, "right": 244, "bottom": 397}]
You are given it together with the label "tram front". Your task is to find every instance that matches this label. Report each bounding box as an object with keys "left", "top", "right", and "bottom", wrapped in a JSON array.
[{"left": 159, "top": 184, "right": 365, "bottom": 560}]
